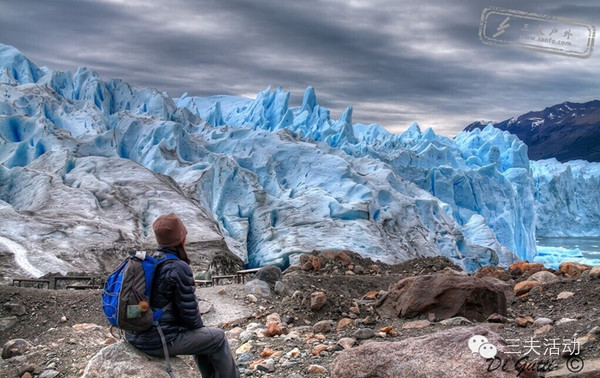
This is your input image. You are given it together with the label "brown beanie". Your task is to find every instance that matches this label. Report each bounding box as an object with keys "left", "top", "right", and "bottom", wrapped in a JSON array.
[{"left": 153, "top": 213, "right": 188, "bottom": 247}]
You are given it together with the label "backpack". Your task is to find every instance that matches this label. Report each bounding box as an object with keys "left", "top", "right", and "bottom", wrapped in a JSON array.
[{"left": 102, "top": 251, "right": 179, "bottom": 332}]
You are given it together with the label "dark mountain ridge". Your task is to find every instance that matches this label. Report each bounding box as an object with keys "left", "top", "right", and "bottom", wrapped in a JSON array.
[{"left": 465, "top": 100, "right": 600, "bottom": 162}]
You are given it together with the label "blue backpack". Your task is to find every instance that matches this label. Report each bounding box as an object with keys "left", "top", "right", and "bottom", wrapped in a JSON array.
[{"left": 102, "top": 251, "right": 179, "bottom": 333}]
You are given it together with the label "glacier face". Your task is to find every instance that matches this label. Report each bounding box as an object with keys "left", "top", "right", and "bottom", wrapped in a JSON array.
[
  {"left": 532, "top": 158, "right": 600, "bottom": 237},
  {"left": 0, "top": 44, "right": 525, "bottom": 278},
  {"left": 6, "top": 42, "right": 598, "bottom": 278},
  {"left": 178, "top": 88, "right": 537, "bottom": 264}
]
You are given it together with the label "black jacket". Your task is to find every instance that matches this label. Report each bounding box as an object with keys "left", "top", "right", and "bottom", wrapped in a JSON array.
[{"left": 125, "top": 246, "right": 204, "bottom": 350}]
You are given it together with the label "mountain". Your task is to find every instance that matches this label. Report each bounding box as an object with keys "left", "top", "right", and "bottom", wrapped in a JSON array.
[{"left": 465, "top": 100, "right": 600, "bottom": 163}]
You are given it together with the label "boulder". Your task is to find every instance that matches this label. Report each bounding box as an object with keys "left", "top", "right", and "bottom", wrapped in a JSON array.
[
  {"left": 334, "top": 251, "right": 352, "bottom": 266},
  {"left": 473, "top": 266, "right": 511, "bottom": 281},
  {"left": 82, "top": 341, "right": 200, "bottom": 378},
  {"left": 375, "top": 274, "right": 506, "bottom": 322},
  {"left": 590, "top": 265, "right": 600, "bottom": 280},
  {"left": 273, "top": 281, "right": 291, "bottom": 297},
  {"left": 331, "top": 326, "right": 533, "bottom": 378},
  {"left": 3, "top": 302, "right": 27, "bottom": 316},
  {"left": 313, "top": 320, "right": 335, "bottom": 334},
  {"left": 509, "top": 262, "right": 544, "bottom": 277},
  {"left": 2, "top": 339, "right": 32, "bottom": 359},
  {"left": 244, "top": 279, "right": 272, "bottom": 298},
  {"left": 310, "top": 292, "right": 327, "bottom": 311},
  {"left": 0, "top": 316, "right": 18, "bottom": 332},
  {"left": 255, "top": 265, "right": 282, "bottom": 287},
  {"left": 528, "top": 271, "right": 559, "bottom": 283},
  {"left": 558, "top": 262, "right": 590, "bottom": 278},
  {"left": 514, "top": 280, "right": 541, "bottom": 296}
]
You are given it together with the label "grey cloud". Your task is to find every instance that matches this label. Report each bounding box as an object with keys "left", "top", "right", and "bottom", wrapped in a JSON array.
[{"left": 0, "top": 0, "right": 598, "bottom": 136}]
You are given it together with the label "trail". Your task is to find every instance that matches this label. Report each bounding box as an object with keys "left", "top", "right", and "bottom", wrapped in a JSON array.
[{"left": 0, "top": 236, "right": 43, "bottom": 277}]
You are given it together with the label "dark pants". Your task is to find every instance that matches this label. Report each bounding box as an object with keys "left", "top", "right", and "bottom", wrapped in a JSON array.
[{"left": 144, "top": 327, "right": 240, "bottom": 378}]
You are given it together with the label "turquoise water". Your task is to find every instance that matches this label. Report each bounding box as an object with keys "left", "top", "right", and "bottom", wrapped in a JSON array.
[{"left": 534, "top": 237, "right": 600, "bottom": 269}]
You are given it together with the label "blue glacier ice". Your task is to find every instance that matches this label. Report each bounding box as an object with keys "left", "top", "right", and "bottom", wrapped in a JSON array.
[
  {"left": 177, "top": 88, "right": 537, "bottom": 265},
  {"left": 1, "top": 43, "right": 599, "bottom": 278},
  {"left": 532, "top": 158, "right": 600, "bottom": 237}
]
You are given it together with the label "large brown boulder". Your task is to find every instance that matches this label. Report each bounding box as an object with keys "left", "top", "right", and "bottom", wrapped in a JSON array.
[
  {"left": 331, "top": 326, "right": 537, "bottom": 378},
  {"left": 558, "top": 262, "right": 590, "bottom": 278},
  {"left": 509, "top": 262, "right": 544, "bottom": 277},
  {"left": 376, "top": 274, "right": 506, "bottom": 321},
  {"left": 473, "top": 265, "right": 511, "bottom": 281}
]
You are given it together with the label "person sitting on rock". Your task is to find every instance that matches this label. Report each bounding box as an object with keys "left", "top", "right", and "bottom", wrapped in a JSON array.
[{"left": 126, "top": 212, "right": 240, "bottom": 378}]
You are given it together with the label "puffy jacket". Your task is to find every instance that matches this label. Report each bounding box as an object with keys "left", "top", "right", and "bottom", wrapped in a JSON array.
[{"left": 125, "top": 246, "right": 204, "bottom": 350}]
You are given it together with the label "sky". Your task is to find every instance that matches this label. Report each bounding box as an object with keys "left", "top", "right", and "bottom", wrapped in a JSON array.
[{"left": 0, "top": 0, "right": 599, "bottom": 137}]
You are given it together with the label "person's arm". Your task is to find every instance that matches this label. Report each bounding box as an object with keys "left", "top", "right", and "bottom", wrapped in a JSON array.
[{"left": 171, "top": 261, "right": 204, "bottom": 329}]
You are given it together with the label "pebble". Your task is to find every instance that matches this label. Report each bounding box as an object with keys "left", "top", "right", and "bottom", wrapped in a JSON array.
[
  {"left": 557, "top": 291, "right": 574, "bottom": 300},
  {"left": 313, "top": 320, "right": 335, "bottom": 334},
  {"left": 533, "top": 324, "right": 553, "bottom": 336},
  {"left": 255, "top": 358, "right": 275, "bottom": 373},
  {"left": 236, "top": 341, "right": 253, "bottom": 355},
  {"left": 337, "top": 337, "right": 356, "bottom": 350},
  {"left": 286, "top": 347, "right": 301, "bottom": 358},
  {"left": 401, "top": 320, "right": 430, "bottom": 329},
  {"left": 237, "top": 352, "right": 253, "bottom": 363},
  {"left": 336, "top": 318, "right": 353, "bottom": 330},
  {"left": 555, "top": 318, "right": 577, "bottom": 326},
  {"left": 260, "top": 348, "right": 276, "bottom": 358},
  {"left": 307, "top": 364, "right": 328, "bottom": 374},
  {"left": 440, "top": 317, "right": 472, "bottom": 326},
  {"left": 532, "top": 317, "right": 553, "bottom": 327},
  {"left": 310, "top": 292, "right": 327, "bottom": 311},
  {"left": 576, "top": 334, "right": 596, "bottom": 348},
  {"left": 515, "top": 316, "right": 534, "bottom": 327},
  {"left": 311, "top": 344, "right": 328, "bottom": 356},
  {"left": 39, "top": 370, "right": 60, "bottom": 378},
  {"left": 239, "top": 331, "right": 256, "bottom": 343},
  {"left": 265, "top": 322, "right": 281, "bottom": 337},
  {"left": 487, "top": 314, "right": 509, "bottom": 323},
  {"left": 354, "top": 328, "right": 375, "bottom": 339},
  {"left": 266, "top": 313, "right": 281, "bottom": 325}
]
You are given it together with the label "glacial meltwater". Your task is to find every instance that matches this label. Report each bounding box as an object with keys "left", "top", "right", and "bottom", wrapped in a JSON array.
[{"left": 534, "top": 237, "right": 600, "bottom": 269}]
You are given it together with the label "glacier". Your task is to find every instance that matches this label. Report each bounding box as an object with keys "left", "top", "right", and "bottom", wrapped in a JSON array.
[
  {"left": 532, "top": 158, "right": 600, "bottom": 237},
  {"left": 1, "top": 43, "right": 598, "bottom": 279}
]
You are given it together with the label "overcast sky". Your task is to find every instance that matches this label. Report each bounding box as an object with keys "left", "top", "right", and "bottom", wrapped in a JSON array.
[{"left": 1, "top": 0, "right": 599, "bottom": 136}]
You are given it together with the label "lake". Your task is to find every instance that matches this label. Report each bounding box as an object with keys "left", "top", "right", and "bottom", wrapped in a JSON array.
[{"left": 534, "top": 236, "right": 600, "bottom": 269}]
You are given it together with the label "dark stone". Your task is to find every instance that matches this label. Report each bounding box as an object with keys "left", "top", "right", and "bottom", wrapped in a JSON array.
[
  {"left": 376, "top": 273, "right": 507, "bottom": 322},
  {"left": 2, "top": 339, "right": 32, "bottom": 359},
  {"left": 255, "top": 265, "right": 282, "bottom": 287}
]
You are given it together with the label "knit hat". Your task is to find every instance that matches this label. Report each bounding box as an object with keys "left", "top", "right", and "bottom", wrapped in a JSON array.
[{"left": 153, "top": 213, "right": 188, "bottom": 247}]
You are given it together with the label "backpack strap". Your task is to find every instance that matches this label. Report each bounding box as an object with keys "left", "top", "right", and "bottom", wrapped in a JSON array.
[
  {"left": 154, "top": 320, "right": 175, "bottom": 378},
  {"left": 152, "top": 253, "right": 179, "bottom": 378}
]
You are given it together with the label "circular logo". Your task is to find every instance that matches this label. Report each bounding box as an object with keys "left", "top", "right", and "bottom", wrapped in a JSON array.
[
  {"left": 468, "top": 335, "right": 489, "bottom": 354},
  {"left": 567, "top": 356, "right": 584, "bottom": 373},
  {"left": 479, "top": 342, "right": 498, "bottom": 359}
]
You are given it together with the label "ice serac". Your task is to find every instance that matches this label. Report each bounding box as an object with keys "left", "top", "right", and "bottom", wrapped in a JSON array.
[
  {"left": 180, "top": 89, "right": 536, "bottom": 264},
  {"left": 532, "top": 158, "right": 600, "bottom": 237}
]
